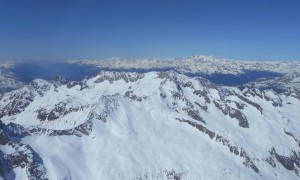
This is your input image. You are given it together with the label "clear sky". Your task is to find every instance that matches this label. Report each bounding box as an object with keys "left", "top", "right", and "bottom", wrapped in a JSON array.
[{"left": 0, "top": 0, "right": 300, "bottom": 61}]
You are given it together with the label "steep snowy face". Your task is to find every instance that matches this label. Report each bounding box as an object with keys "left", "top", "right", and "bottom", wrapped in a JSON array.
[{"left": 0, "top": 71, "right": 300, "bottom": 179}]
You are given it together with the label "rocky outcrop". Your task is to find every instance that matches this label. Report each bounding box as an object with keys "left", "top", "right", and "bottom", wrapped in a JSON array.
[
  {"left": 0, "top": 122, "right": 47, "bottom": 179},
  {"left": 94, "top": 72, "right": 145, "bottom": 84},
  {"left": 234, "top": 92, "right": 263, "bottom": 114},
  {"left": 284, "top": 130, "right": 300, "bottom": 147},
  {"left": 193, "top": 90, "right": 211, "bottom": 104},
  {"left": 124, "top": 91, "right": 143, "bottom": 101},
  {"left": 132, "top": 169, "right": 186, "bottom": 180},
  {"left": 36, "top": 102, "right": 89, "bottom": 121},
  {"left": 88, "top": 95, "right": 119, "bottom": 123},
  {"left": 0, "top": 90, "right": 34, "bottom": 119},
  {"left": 28, "top": 120, "right": 93, "bottom": 137},
  {"left": 269, "top": 148, "right": 300, "bottom": 176},
  {"left": 0, "top": 80, "right": 52, "bottom": 120},
  {"left": 213, "top": 100, "right": 249, "bottom": 128}
]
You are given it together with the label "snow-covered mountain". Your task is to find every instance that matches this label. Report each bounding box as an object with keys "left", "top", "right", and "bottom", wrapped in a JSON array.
[
  {"left": 0, "top": 61, "right": 98, "bottom": 95},
  {"left": 1, "top": 69, "right": 300, "bottom": 179},
  {"left": 72, "top": 55, "right": 300, "bottom": 76},
  {"left": 0, "top": 62, "right": 24, "bottom": 94}
]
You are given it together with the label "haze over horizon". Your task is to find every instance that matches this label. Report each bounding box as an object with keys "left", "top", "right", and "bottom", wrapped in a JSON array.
[{"left": 1, "top": 0, "right": 300, "bottom": 61}]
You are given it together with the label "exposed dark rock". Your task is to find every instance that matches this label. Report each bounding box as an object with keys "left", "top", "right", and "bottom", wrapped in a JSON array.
[
  {"left": 132, "top": 169, "right": 186, "bottom": 180},
  {"left": 28, "top": 81, "right": 51, "bottom": 97},
  {"left": 284, "top": 130, "right": 300, "bottom": 147},
  {"left": 66, "top": 80, "right": 89, "bottom": 91},
  {"left": 264, "top": 156, "right": 277, "bottom": 168},
  {"left": 270, "top": 148, "right": 300, "bottom": 172},
  {"left": 0, "top": 122, "right": 30, "bottom": 139},
  {"left": 67, "top": 81, "right": 79, "bottom": 88},
  {"left": 263, "top": 92, "right": 282, "bottom": 107},
  {"left": 88, "top": 95, "right": 119, "bottom": 123},
  {"left": 124, "top": 91, "right": 143, "bottom": 101},
  {"left": 213, "top": 100, "right": 249, "bottom": 128},
  {"left": 53, "top": 76, "right": 68, "bottom": 85},
  {"left": 48, "top": 103, "right": 67, "bottom": 121},
  {"left": 29, "top": 120, "right": 93, "bottom": 137},
  {"left": 36, "top": 108, "right": 47, "bottom": 121},
  {"left": 36, "top": 102, "right": 89, "bottom": 121},
  {"left": 172, "top": 91, "right": 185, "bottom": 101},
  {"left": 0, "top": 91, "right": 34, "bottom": 119},
  {"left": 157, "top": 72, "right": 170, "bottom": 79},
  {"left": 0, "top": 80, "right": 52, "bottom": 120},
  {"left": 176, "top": 83, "right": 182, "bottom": 91},
  {"left": 234, "top": 92, "right": 263, "bottom": 114},
  {"left": 182, "top": 81, "right": 194, "bottom": 89},
  {"left": 234, "top": 101, "right": 245, "bottom": 110},
  {"left": 0, "top": 130, "right": 9, "bottom": 145},
  {"left": 164, "top": 169, "right": 185, "bottom": 180},
  {"left": 94, "top": 72, "right": 144, "bottom": 84},
  {"left": 251, "top": 89, "right": 263, "bottom": 99},
  {"left": 0, "top": 122, "right": 48, "bottom": 179},
  {"left": 225, "top": 100, "right": 246, "bottom": 110},
  {"left": 193, "top": 90, "right": 211, "bottom": 104},
  {"left": 242, "top": 88, "right": 264, "bottom": 99},
  {"left": 195, "top": 102, "right": 208, "bottom": 111},
  {"left": 160, "top": 93, "right": 167, "bottom": 98},
  {"left": 291, "top": 89, "right": 300, "bottom": 101},
  {"left": 182, "top": 108, "right": 206, "bottom": 124},
  {"left": 219, "top": 88, "right": 235, "bottom": 101},
  {"left": 79, "top": 80, "right": 89, "bottom": 91}
]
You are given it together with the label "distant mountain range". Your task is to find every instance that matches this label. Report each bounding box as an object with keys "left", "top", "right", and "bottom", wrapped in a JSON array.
[
  {"left": 1, "top": 55, "right": 300, "bottom": 92},
  {"left": 1, "top": 56, "right": 300, "bottom": 179},
  {"left": 75, "top": 55, "right": 300, "bottom": 75}
]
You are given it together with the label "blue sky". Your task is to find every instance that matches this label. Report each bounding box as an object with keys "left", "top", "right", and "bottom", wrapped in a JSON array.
[{"left": 0, "top": 0, "right": 300, "bottom": 61}]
